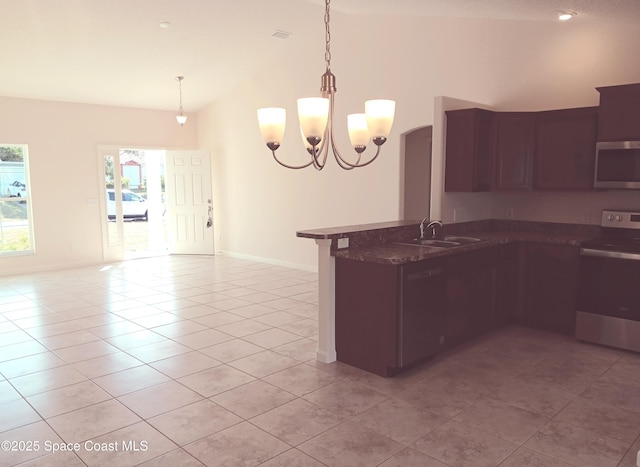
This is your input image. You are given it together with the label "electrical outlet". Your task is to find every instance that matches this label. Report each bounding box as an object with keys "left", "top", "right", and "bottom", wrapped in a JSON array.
[
  {"left": 337, "top": 237, "right": 349, "bottom": 249},
  {"left": 505, "top": 207, "right": 514, "bottom": 219},
  {"left": 582, "top": 210, "right": 591, "bottom": 223},
  {"left": 453, "top": 208, "right": 459, "bottom": 222}
]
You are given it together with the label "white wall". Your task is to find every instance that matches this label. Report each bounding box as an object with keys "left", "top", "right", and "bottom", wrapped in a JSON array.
[
  {"left": 198, "top": 13, "right": 640, "bottom": 270},
  {"left": 0, "top": 96, "right": 197, "bottom": 276},
  {"left": 3, "top": 14, "right": 639, "bottom": 275}
]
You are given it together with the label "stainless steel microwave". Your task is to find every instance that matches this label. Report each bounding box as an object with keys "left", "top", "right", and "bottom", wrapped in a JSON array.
[{"left": 594, "top": 141, "right": 640, "bottom": 189}]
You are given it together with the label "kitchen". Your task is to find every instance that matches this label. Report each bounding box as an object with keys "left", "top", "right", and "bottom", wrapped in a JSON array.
[{"left": 299, "top": 82, "right": 640, "bottom": 369}]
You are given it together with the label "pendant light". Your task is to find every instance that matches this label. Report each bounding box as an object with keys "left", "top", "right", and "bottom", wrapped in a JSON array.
[
  {"left": 176, "top": 76, "right": 188, "bottom": 126},
  {"left": 257, "top": 0, "right": 396, "bottom": 170}
]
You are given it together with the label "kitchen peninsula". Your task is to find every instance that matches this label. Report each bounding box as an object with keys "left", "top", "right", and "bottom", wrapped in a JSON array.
[{"left": 297, "top": 219, "right": 600, "bottom": 376}]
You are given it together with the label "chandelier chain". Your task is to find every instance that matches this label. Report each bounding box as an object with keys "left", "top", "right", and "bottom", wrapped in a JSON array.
[{"left": 324, "top": 0, "right": 331, "bottom": 70}]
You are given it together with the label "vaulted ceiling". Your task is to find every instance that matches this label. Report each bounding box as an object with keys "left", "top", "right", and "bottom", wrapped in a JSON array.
[{"left": 2, "top": 0, "right": 638, "bottom": 112}]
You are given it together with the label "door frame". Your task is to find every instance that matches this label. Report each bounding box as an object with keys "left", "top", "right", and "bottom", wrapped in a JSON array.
[
  {"left": 98, "top": 145, "right": 172, "bottom": 262},
  {"left": 98, "top": 146, "right": 125, "bottom": 262}
]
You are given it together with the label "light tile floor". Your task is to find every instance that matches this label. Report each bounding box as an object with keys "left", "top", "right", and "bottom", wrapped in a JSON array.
[{"left": 1, "top": 255, "right": 639, "bottom": 466}]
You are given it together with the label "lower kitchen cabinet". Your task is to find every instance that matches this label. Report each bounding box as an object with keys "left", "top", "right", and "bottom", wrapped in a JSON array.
[
  {"left": 335, "top": 258, "right": 400, "bottom": 376},
  {"left": 335, "top": 247, "right": 498, "bottom": 377},
  {"left": 520, "top": 243, "right": 580, "bottom": 335},
  {"left": 335, "top": 241, "right": 580, "bottom": 377},
  {"left": 496, "top": 242, "right": 525, "bottom": 325},
  {"left": 446, "top": 247, "right": 498, "bottom": 345},
  {"left": 335, "top": 256, "right": 448, "bottom": 377}
]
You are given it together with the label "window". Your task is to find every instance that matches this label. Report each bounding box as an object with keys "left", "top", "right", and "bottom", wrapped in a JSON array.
[{"left": 0, "top": 144, "right": 33, "bottom": 255}]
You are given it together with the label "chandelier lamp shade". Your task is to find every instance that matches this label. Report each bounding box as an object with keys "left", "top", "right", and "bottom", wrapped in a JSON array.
[
  {"left": 257, "top": 0, "right": 396, "bottom": 170},
  {"left": 175, "top": 76, "right": 188, "bottom": 126}
]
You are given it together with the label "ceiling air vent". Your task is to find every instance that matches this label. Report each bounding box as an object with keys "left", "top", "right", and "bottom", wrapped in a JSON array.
[{"left": 272, "top": 30, "right": 292, "bottom": 39}]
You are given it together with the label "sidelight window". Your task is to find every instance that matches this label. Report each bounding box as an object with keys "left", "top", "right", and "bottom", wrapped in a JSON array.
[{"left": 0, "top": 144, "right": 34, "bottom": 255}]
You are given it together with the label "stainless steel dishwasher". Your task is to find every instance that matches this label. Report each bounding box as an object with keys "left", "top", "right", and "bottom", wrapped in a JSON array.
[{"left": 398, "top": 258, "right": 447, "bottom": 368}]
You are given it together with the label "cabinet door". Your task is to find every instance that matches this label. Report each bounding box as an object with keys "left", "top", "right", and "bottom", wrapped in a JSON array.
[
  {"left": 496, "top": 242, "right": 524, "bottom": 325},
  {"left": 493, "top": 113, "right": 536, "bottom": 190},
  {"left": 335, "top": 258, "right": 399, "bottom": 377},
  {"left": 597, "top": 83, "right": 640, "bottom": 142},
  {"left": 522, "top": 243, "right": 579, "bottom": 335},
  {"left": 446, "top": 247, "right": 497, "bottom": 345},
  {"left": 535, "top": 107, "right": 598, "bottom": 190},
  {"left": 445, "top": 108, "right": 493, "bottom": 192}
]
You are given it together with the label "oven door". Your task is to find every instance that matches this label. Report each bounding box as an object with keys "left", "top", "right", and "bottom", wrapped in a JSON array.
[{"left": 576, "top": 251, "right": 640, "bottom": 352}]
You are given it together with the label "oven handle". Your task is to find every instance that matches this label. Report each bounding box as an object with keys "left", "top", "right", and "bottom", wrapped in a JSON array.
[{"left": 581, "top": 248, "right": 640, "bottom": 261}]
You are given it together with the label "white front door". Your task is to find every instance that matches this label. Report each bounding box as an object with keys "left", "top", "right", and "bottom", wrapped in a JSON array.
[{"left": 165, "top": 150, "right": 214, "bottom": 255}]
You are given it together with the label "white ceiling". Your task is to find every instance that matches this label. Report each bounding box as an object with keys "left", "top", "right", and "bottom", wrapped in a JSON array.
[{"left": 2, "top": 0, "right": 639, "bottom": 113}]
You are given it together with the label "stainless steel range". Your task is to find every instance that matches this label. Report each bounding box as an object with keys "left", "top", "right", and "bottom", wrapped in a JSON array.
[{"left": 576, "top": 209, "right": 640, "bottom": 352}]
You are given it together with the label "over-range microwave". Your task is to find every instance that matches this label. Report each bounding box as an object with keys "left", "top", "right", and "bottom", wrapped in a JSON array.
[{"left": 594, "top": 140, "right": 640, "bottom": 189}]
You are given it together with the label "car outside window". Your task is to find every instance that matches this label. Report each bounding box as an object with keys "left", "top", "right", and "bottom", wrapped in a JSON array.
[{"left": 0, "top": 144, "right": 34, "bottom": 255}]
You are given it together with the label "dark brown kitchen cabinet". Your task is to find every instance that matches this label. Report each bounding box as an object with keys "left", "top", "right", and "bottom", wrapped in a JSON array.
[
  {"left": 445, "top": 247, "right": 497, "bottom": 346},
  {"left": 445, "top": 108, "right": 494, "bottom": 192},
  {"left": 335, "top": 257, "right": 447, "bottom": 377},
  {"left": 335, "top": 258, "right": 399, "bottom": 376},
  {"left": 495, "top": 242, "right": 524, "bottom": 325},
  {"left": 534, "top": 107, "right": 598, "bottom": 190},
  {"left": 597, "top": 83, "right": 640, "bottom": 141},
  {"left": 519, "top": 243, "right": 580, "bottom": 335},
  {"left": 493, "top": 112, "right": 536, "bottom": 191}
]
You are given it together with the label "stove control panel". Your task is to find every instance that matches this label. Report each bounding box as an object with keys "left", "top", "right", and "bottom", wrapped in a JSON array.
[{"left": 601, "top": 210, "right": 640, "bottom": 229}]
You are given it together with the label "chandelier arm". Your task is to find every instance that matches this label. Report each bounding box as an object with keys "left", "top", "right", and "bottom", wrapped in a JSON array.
[
  {"left": 344, "top": 145, "right": 382, "bottom": 168},
  {"left": 309, "top": 120, "right": 332, "bottom": 170},
  {"left": 329, "top": 130, "right": 357, "bottom": 170},
  {"left": 271, "top": 151, "right": 315, "bottom": 170},
  {"left": 320, "top": 92, "right": 352, "bottom": 170}
]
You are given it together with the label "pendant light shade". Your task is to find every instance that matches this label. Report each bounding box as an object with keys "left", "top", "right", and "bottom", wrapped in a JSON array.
[{"left": 257, "top": 107, "right": 286, "bottom": 150}]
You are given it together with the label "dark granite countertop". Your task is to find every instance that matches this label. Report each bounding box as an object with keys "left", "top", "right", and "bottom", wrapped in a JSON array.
[
  {"left": 330, "top": 224, "right": 600, "bottom": 265},
  {"left": 334, "top": 239, "right": 499, "bottom": 264},
  {"left": 296, "top": 220, "right": 419, "bottom": 240}
]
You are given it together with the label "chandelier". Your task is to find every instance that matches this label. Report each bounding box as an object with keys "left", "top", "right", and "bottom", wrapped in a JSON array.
[
  {"left": 257, "top": 0, "right": 396, "bottom": 170},
  {"left": 175, "top": 76, "right": 188, "bottom": 126}
]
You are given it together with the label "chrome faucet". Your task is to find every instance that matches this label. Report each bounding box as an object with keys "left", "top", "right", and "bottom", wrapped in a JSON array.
[{"left": 420, "top": 219, "right": 443, "bottom": 239}]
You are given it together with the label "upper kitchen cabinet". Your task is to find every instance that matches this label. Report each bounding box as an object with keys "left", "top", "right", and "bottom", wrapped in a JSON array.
[
  {"left": 445, "top": 108, "right": 494, "bottom": 192},
  {"left": 597, "top": 83, "right": 640, "bottom": 141},
  {"left": 534, "top": 107, "right": 598, "bottom": 190},
  {"left": 493, "top": 112, "right": 536, "bottom": 191}
]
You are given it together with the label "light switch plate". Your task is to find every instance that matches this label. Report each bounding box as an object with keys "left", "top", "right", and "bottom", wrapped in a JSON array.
[{"left": 337, "top": 237, "right": 349, "bottom": 249}]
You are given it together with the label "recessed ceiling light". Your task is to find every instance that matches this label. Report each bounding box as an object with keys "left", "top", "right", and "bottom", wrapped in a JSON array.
[
  {"left": 557, "top": 10, "right": 577, "bottom": 21},
  {"left": 160, "top": 21, "right": 171, "bottom": 29}
]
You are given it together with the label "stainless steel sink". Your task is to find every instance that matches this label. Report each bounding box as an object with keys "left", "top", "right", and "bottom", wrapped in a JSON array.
[
  {"left": 394, "top": 236, "right": 483, "bottom": 248},
  {"left": 395, "top": 239, "right": 460, "bottom": 248},
  {"left": 442, "top": 236, "right": 482, "bottom": 244}
]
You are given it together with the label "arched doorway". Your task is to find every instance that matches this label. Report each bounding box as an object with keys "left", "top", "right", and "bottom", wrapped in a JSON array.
[{"left": 401, "top": 125, "right": 432, "bottom": 221}]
